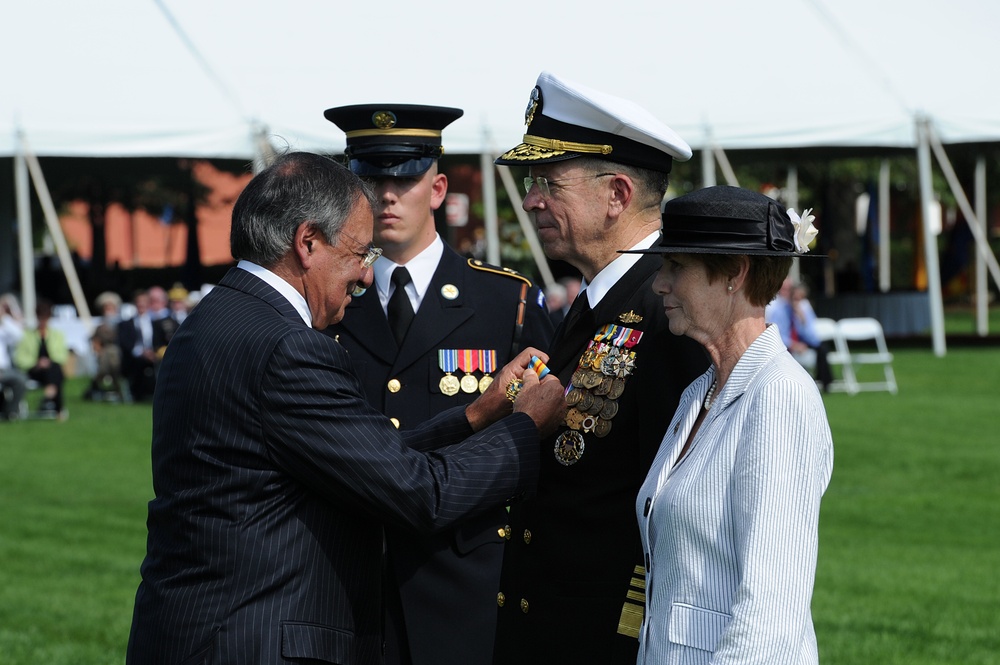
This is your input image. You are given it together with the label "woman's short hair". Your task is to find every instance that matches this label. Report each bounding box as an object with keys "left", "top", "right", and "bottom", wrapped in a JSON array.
[{"left": 700, "top": 254, "right": 793, "bottom": 308}]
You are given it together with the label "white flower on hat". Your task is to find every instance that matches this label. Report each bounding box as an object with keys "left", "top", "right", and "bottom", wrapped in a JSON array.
[{"left": 788, "top": 207, "right": 818, "bottom": 254}]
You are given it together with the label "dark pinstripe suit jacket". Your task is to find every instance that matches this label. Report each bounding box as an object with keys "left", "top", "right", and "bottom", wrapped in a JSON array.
[{"left": 126, "top": 267, "right": 540, "bottom": 665}]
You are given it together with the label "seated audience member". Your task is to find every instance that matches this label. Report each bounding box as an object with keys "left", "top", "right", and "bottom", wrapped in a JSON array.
[
  {"left": 118, "top": 290, "right": 159, "bottom": 402},
  {"left": 1, "top": 293, "right": 28, "bottom": 421},
  {"left": 86, "top": 291, "right": 125, "bottom": 401},
  {"left": 14, "top": 298, "right": 69, "bottom": 419},
  {"left": 766, "top": 277, "right": 832, "bottom": 390}
]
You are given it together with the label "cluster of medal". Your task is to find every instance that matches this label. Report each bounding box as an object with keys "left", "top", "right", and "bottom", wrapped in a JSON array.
[
  {"left": 554, "top": 323, "right": 644, "bottom": 466},
  {"left": 438, "top": 349, "right": 498, "bottom": 395}
]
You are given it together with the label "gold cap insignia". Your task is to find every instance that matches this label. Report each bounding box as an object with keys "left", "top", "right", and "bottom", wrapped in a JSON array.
[
  {"left": 524, "top": 86, "right": 541, "bottom": 127},
  {"left": 371, "top": 110, "right": 397, "bottom": 129},
  {"left": 618, "top": 310, "right": 643, "bottom": 324}
]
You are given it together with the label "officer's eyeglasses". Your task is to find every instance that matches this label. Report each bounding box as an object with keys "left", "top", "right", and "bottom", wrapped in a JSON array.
[
  {"left": 523, "top": 173, "right": 616, "bottom": 198},
  {"left": 341, "top": 231, "right": 382, "bottom": 269}
]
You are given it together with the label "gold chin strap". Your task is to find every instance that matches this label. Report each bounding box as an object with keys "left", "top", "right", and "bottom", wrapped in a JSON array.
[{"left": 523, "top": 134, "right": 614, "bottom": 156}]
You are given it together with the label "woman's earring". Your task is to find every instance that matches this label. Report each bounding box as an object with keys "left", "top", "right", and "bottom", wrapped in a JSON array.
[{"left": 727, "top": 284, "right": 733, "bottom": 292}]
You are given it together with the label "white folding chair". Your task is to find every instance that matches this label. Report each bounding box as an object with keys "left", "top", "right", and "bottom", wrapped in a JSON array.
[{"left": 835, "top": 317, "right": 898, "bottom": 394}]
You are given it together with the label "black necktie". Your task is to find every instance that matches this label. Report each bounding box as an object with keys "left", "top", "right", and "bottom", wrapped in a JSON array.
[
  {"left": 387, "top": 267, "right": 415, "bottom": 346},
  {"left": 559, "top": 289, "right": 592, "bottom": 335}
]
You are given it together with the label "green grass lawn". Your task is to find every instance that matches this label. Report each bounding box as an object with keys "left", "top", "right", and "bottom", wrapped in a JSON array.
[{"left": 2, "top": 349, "right": 999, "bottom": 664}]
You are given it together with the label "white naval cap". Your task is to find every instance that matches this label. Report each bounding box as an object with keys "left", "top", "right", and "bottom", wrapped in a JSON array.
[{"left": 495, "top": 71, "right": 691, "bottom": 174}]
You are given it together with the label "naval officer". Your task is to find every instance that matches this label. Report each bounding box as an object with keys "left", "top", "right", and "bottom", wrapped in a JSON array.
[
  {"left": 491, "top": 72, "right": 709, "bottom": 665},
  {"left": 323, "top": 103, "right": 554, "bottom": 665}
]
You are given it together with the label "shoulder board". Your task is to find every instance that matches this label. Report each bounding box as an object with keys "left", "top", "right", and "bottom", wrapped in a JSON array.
[{"left": 466, "top": 259, "right": 533, "bottom": 287}]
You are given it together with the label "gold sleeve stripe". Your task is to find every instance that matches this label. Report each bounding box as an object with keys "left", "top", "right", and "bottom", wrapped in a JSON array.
[{"left": 617, "top": 567, "right": 647, "bottom": 639}]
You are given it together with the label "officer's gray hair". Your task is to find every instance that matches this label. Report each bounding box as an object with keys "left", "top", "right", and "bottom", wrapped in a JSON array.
[
  {"left": 574, "top": 157, "right": 670, "bottom": 210},
  {"left": 230, "top": 152, "right": 376, "bottom": 268}
]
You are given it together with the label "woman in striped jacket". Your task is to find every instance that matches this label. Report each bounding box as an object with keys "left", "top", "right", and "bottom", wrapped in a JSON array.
[{"left": 624, "top": 186, "right": 834, "bottom": 665}]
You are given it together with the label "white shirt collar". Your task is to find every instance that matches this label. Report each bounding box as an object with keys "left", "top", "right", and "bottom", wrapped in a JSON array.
[
  {"left": 237, "top": 260, "right": 312, "bottom": 327},
  {"left": 373, "top": 235, "right": 444, "bottom": 313},
  {"left": 581, "top": 231, "right": 659, "bottom": 307}
]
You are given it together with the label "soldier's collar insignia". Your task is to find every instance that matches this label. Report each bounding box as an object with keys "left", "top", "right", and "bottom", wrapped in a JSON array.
[{"left": 441, "top": 284, "right": 459, "bottom": 300}]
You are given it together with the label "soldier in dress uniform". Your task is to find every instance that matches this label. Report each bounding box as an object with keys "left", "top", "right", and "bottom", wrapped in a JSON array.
[
  {"left": 322, "top": 103, "right": 554, "bottom": 665},
  {"left": 491, "top": 72, "right": 710, "bottom": 665}
]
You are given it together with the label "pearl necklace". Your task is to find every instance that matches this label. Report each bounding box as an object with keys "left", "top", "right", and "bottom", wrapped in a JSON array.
[{"left": 704, "top": 379, "right": 719, "bottom": 411}]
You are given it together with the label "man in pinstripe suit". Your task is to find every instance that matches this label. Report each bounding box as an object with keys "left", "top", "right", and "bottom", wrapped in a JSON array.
[{"left": 125, "top": 152, "right": 566, "bottom": 665}]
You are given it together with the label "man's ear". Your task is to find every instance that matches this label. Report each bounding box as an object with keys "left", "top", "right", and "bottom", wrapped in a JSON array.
[
  {"left": 430, "top": 172, "right": 448, "bottom": 211},
  {"left": 607, "top": 174, "right": 635, "bottom": 220},
  {"left": 293, "top": 222, "right": 321, "bottom": 268}
]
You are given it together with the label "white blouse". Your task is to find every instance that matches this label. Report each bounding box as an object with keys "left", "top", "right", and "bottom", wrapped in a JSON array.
[{"left": 635, "top": 325, "right": 834, "bottom": 665}]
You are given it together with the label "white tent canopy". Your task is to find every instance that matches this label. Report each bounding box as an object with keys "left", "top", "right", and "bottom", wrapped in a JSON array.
[
  {"left": 4, "top": 0, "right": 1000, "bottom": 355},
  {"left": 4, "top": 0, "right": 1000, "bottom": 158}
]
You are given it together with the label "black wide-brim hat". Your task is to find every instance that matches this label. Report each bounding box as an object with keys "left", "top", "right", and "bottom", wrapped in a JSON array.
[
  {"left": 623, "top": 186, "right": 823, "bottom": 257},
  {"left": 324, "top": 104, "right": 463, "bottom": 177}
]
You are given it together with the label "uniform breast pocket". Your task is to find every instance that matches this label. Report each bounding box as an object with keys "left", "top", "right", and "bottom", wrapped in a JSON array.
[{"left": 667, "top": 602, "right": 731, "bottom": 653}]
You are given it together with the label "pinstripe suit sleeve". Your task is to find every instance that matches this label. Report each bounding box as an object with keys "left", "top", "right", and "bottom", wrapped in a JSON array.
[
  {"left": 713, "top": 375, "right": 834, "bottom": 664},
  {"left": 259, "top": 327, "right": 539, "bottom": 532}
]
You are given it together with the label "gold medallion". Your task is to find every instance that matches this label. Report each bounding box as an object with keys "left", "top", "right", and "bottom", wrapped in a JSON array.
[
  {"left": 599, "top": 400, "right": 619, "bottom": 420},
  {"left": 565, "top": 408, "right": 586, "bottom": 430},
  {"left": 565, "top": 388, "right": 583, "bottom": 407},
  {"left": 579, "top": 392, "right": 595, "bottom": 412},
  {"left": 582, "top": 371, "right": 603, "bottom": 389},
  {"left": 594, "top": 418, "right": 612, "bottom": 438},
  {"left": 478, "top": 375, "right": 494, "bottom": 393},
  {"left": 460, "top": 374, "right": 479, "bottom": 394},
  {"left": 440, "top": 374, "right": 461, "bottom": 396},
  {"left": 608, "top": 378, "right": 626, "bottom": 400},
  {"left": 594, "top": 376, "right": 613, "bottom": 396},
  {"left": 586, "top": 395, "right": 605, "bottom": 416},
  {"left": 554, "top": 430, "right": 585, "bottom": 466}
]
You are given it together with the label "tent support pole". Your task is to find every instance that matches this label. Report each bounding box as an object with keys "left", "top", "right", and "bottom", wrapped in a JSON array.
[
  {"left": 878, "top": 160, "right": 891, "bottom": 292},
  {"left": 916, "top": 117, "right": 947, "bottom": 356},
  {"left": 21, "top": 136, "right": 92, "bottom": 325},
  {"left": 480, "top": 150, "right": 501, "bottom": 266},
  {"left": 15, "top": 136, "right": 37, "bottom": 327},
  {"left": 975, "top": 157, "right": 988, "bottom": 336},
  {"left": 927, "top": 125, "right": 1000, "bottom": 294},
  {"left": 786, "top": 165, "right": 800, "bottom": 284}
]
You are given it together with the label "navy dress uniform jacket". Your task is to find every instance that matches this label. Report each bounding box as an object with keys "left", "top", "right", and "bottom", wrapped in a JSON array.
[
  {"left": 125, "top": 267, "right": 541, "bottom": 665},
  {"left": 326, "top": 244, "right": 553, "bottom": 665},
  {"left": 493, "top": 253, "right": 709, "bottom": 665}
]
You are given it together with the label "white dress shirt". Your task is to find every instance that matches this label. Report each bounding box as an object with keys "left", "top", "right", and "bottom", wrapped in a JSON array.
[
  {"left": 373, "top": 235, "right": 445, "bottom": 316},
  {"left": 636, "top": 325, "right": 833, "bottom": 665},
  {"left": 580, "top": 230, "right": 658, "bottom": 308},
  {"left": 237, "top": 260, "right": 312, "bottom": 327}
]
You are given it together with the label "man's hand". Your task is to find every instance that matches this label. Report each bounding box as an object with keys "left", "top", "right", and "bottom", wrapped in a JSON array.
[
  {"left": 466, "top": 347, "right": 561, "bottom": 432},
  {"left": 511, "top": 368, "right": 566, "bottom": 437}
]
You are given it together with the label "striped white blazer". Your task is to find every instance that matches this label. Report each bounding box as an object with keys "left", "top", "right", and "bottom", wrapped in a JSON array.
[{"left": 635, "top": 325, "right": 833, "bottom": 665}]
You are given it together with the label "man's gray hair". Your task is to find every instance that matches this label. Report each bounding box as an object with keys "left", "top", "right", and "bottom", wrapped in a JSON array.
[{"left": 230, "top": 152, "right": 376, "bottom": 267}]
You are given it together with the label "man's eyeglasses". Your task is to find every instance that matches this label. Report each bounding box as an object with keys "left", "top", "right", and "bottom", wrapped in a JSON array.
[
  {"left": 522, "top": 173, "right": 616, "bottom": 198},
  {"left": 341, "top": 231, "right": 382, "bottom": 269}
]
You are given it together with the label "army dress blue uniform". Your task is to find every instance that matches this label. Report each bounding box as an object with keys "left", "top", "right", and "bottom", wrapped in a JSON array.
[{"left": 326, "top": 242, "right": 553, "bottom": 665}]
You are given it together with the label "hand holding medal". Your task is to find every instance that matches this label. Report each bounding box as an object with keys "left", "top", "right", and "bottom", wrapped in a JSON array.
[{"left": 464, "top": 348, "right": 565, "bottom": 436}]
